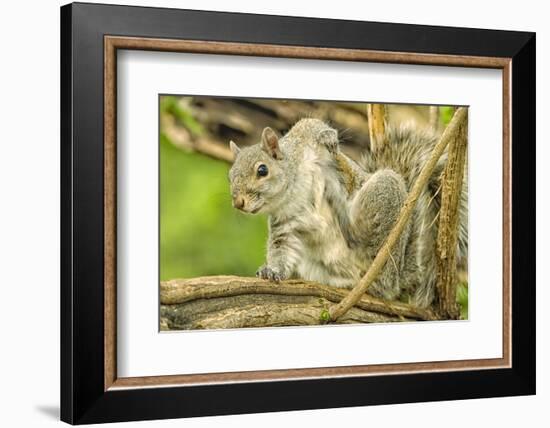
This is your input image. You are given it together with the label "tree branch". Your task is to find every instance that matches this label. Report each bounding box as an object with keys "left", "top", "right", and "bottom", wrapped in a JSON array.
[
  {"left": 366, "top": 104, "right": 388, "bottom": 152},
  {"left": 161, "top": 112, "right": 234, "bottom": 163},
  {"left": 329, "top": 107, "right": 468, "bottom": 321},
  {"left": 160, "top": 276, "right": 436, "bottom": 330},
  {"left": 436, "top": 110, "right": 468, "bottom": 319}
]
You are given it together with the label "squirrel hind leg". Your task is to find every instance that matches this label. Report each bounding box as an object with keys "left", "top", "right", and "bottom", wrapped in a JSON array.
[{"left": 349, "top": 169, "right": 410, "bottom": 301}]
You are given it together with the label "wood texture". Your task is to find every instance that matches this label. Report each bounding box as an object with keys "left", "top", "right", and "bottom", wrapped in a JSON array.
[
  {"left": 103, "top": 35, "right": 512, "bottom": 390},
  {"left": 502, "top": 62, "right": 512, "bottom": 364},
  {"left": 436, "top": 111, "right": 468, "bottom": 319},
  {"left": 163, "top": 297, "right": 398, "bottom": 330},
  {"left": 104, "top": 36, "right": 117, "bottom": 391},
  {"left": 106, "top": 36, "right": 510, "bottom": 68},
  {"left": 366, "top": 104, "right": 388, "bottom": 152},
  {"left": 111, "top": 356, "right": 508, "bottom": 390},
  {"left": 160, "top": 276, "right": 436, "bottom": 330}
]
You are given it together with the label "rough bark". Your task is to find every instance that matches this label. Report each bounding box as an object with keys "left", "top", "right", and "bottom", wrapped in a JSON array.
[
  {"left": 436, "top": 110, "right": 468, "bottom": 319},
  {"left": 329, "top": 107, "right": 468, "bottom": 321},
  {"left": 366, "top": 104, "right": 388, "bottom": 152},
  {"left": 160, "top": 276, "right": 436, "bottom": 330}
]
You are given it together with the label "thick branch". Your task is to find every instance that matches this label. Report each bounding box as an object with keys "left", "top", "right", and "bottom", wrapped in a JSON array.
[
  {"left": 163, "top": 299, "right": 398, "bottom": 330},
  {"left": 436, "top": 111, "right": 468, "bottom": 319},
  {"left": 366, "top": 104, "right": 388, "bottom": 152},
  {"left": 160, "top": 276, "right": 436, "bottom": 330},
  {"left": 329, "top": 107, "right": 468, "bottom": 321}
]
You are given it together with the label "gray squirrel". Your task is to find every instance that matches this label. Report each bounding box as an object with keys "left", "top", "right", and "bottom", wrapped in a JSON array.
[{"left": 228, "top": 118, "right": 467, "bottom": 308}]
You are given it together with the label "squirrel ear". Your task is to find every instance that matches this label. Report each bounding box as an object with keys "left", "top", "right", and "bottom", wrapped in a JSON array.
[
  {"left": 261, "top": 127, "right": 283, "bottom": 160},
  {"left": 229, "top": 140, "right": 241, "bottom": 159},
  {"left": 317, "top": 128, "right": 339, "bottom": 154}
]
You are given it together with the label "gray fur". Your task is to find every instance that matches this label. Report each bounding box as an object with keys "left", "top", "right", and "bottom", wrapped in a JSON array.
[{"left": 228, "top": 118, "right": 468, "bottom": 308}]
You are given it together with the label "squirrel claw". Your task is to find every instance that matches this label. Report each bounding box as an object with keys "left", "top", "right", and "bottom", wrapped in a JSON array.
[{"left": 256, "top": 266, "right": 283, "bottom": 282}]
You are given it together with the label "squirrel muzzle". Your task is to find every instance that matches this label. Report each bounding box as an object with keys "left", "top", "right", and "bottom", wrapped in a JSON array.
[{"left": 233, "top": 194, "right": 246, "bottom": 211}]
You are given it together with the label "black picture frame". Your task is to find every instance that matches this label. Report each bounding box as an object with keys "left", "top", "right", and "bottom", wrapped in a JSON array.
[{"left": 61, "top": 2, "right": 535, "bottom": 424}]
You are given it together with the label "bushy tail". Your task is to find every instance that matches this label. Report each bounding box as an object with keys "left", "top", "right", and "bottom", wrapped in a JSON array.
[{"left": 361, "top": 125, "right": 468, "bottom": 308}]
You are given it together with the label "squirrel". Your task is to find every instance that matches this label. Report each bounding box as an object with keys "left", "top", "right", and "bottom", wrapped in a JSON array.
[{"left": 228, "top": 118, "right": 467, "bottom": 308}]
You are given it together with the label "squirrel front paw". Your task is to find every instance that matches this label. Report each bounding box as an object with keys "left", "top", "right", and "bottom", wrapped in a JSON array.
[{"left": 256, "top": 265, "right": 285, "bottom": 282}]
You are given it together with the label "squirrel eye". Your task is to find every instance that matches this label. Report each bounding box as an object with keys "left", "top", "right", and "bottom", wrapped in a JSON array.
[{"left": 257, "top": 164, "right": 269, "bottom": 177}]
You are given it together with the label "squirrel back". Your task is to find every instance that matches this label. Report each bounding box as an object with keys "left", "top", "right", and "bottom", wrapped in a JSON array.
[{"left": 361, "top": 125, "right": 468, "bottom": 305}]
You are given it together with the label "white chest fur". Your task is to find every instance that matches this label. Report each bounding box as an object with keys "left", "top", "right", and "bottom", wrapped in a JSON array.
[{"left": 293, "top": 179, "right": 364, "bottom": 288}]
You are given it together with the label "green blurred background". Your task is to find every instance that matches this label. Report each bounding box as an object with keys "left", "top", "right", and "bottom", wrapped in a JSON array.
[
  {"left": 160, "top": 133, "right": 267, "bottom": 280},
  {"left": 159, "top": 95, "right": 467, "bottom": 318}
]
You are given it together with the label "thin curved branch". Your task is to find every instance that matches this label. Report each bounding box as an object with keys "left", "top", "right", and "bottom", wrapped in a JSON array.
[{"left": 329, "top": 107, "right": 468, "bottom": 321}]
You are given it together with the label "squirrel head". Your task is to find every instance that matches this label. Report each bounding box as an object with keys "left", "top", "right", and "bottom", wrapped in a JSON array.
[
  {"left": 228, "top": 119, "right": 340, "bottom": 215},
  {"left": 228, "top": 127, "right": 288, "bottom": 214}
]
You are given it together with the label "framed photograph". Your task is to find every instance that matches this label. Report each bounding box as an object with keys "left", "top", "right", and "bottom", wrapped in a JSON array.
[{"left": 60, "top": 2, "right": 535, "bottom": 424}]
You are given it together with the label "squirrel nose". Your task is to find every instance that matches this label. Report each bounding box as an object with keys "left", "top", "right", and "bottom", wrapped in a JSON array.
[{"left": 233, "top": 195, "right": 245, "bottom": 210}]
